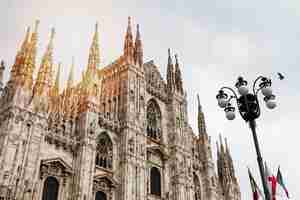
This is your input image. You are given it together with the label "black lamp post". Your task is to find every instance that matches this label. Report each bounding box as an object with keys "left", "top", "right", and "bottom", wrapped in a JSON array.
[{"left": 216, "top": 76, "right": 277, "bottom": 200}]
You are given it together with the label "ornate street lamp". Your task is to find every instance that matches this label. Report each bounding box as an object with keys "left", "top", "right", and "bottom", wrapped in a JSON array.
[{"left": 216, "top": 76, "right": 277, "bottom": 200}]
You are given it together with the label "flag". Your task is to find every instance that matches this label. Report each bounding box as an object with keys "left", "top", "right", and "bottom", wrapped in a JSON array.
[
  {"left": 276, "top": 167, "right": 289, "bottom": 198},
  {"left": 264, "top": 162, "right": 277, "bottom": 200},
  {"left": 248, "top": 168, "right": 263, "bottom": 200}
]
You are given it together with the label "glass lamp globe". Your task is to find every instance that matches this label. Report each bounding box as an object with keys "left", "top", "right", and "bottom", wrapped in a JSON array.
[
  {"left": 266, "top": 99, "right": 276, "bottom": 109},
  {"left": 261, "top": 86, "right": 272, "bottom": 97},
  {"left": 225, "top": 110, "right": 236, "bottom": 120},
  {"left": 218, "top": 98, "right": 227, "bottom": 108},
  {"left": 238, "top": 85, "right": 249, "bottom": 96}
]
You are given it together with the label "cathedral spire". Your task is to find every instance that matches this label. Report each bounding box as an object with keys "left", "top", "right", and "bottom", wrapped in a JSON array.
[
  {"left": 134, "top": 24, "right": 143, "bottom": 67},
  {"left": 87, "top": 22, "right": 100, "bottom": 71},
  {"left": 123, "top": 16, "right": 134, "bottom": 62},
  {"left": 197, "top": 94, "right": 207, "bottom": 136},
  {"left": 33, "top": 27, "right": 55, "bottom": 97},
  {"left": 9, "top": 24, "right": 33, "bottom": 88},
  {"left": 23, "top": 20, "right": 39, "bottom": 90},
  {"left": 174, "top": 54, "right": 183, "bottom": 93},
  {"left": 166, "top": 48, "right": 175, "bottom": 91}
]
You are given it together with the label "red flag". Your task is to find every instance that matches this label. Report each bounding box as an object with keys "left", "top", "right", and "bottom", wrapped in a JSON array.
[
  {"left": 268, "top": 176, "right": 277, "bottom": 200},
  {"left": 265, "top": 162, "right": 277, "bottom": 200}
]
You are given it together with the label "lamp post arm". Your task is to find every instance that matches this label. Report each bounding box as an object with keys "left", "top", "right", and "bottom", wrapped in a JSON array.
[
  {"left": 220, "top": 86, "right": 246, "bottom": 119},
  {"left": 220, "top": 86, "right": 238, "bottom": 99},
  {"left": 253, "top": 76, "right": 265, "bottom": 95}
]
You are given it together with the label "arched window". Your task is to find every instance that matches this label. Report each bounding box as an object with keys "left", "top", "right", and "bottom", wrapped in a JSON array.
[
  {"left": 95, "top": 191, "right": 107, "bottom": 200},
  {"left": 150, "top": 167, "right": 161, "bottom": 196},
  {"left": 42, "top": 176, "right": 59, "bottom": 200},
  {"left": 95, "top": 132, "right": 113, "bottom": 169},
  {"left": 193, "top": 173, "right": 201, "bottom": 200},
  {"left": 146, "top": 99, "right": 162, "bottom": 140}
]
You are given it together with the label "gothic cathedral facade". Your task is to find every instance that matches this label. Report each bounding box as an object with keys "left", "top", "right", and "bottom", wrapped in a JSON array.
[{"left": 0, "top": 18, "right": 241, "bottom": 200}]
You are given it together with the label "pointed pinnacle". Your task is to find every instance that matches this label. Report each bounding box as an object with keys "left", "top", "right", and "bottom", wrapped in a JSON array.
[
  {"left": 34, "top": 20, "right": 40, "bottom": 33},
  {"left": 128, "top": 16, "right": 131, "bottom": 29},
  {"left": 55, "top": 62, "right": 61, "bottom": 89},
  {"left": 93, "top": 22, "right": 99, "bottom": 41},
  {"left": 26, "top": 26, "right": 31, "bottom": 38},
  {"left": 95, "top": 22, "right": 98, "bottom": 32},
  {"left": 50, "top": 27, "right": 55, "bottom": 41},
  {"left": 225, "top": 137, "right": 230, "bottom": 153},
  {"left": 219, "top": 134, "right": 225, "bottom": 152},
  {"left": 168, "top": 48, "right": 173, "bottom": 64},
  {"left": 197, "top": 94, "right": 202, "bottom": 111},
  {"left": 136, "top": 24, "right": 140, "bottom": 38},
  {"left": 21, "top": 26, "right": 31, "bottom": 51},
  {"left": 175, "top": 54, "right": 179, "bottom": 64},
  {"left": 67, "top": 57, "right": 75, "bottom": 88},
  {"left": 126, "top": 16, "right": 133, "bottom": 38},
  {"left": 43, "top": 28, "right": 55, "bottom": 56}
]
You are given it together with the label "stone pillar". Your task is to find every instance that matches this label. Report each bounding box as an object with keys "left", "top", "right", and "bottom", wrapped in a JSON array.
[{"left": 74, "top": 111, "right": 97, "bottom": 200}]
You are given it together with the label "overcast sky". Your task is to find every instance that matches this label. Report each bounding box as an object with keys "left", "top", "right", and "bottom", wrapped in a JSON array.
[{"left": 1, "top": 0, "right": 299, "bottom": 199}]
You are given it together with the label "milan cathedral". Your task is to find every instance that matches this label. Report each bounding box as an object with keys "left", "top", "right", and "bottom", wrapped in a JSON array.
[{"left": 0, "top": 17, "right": 241, "bottom": 200}]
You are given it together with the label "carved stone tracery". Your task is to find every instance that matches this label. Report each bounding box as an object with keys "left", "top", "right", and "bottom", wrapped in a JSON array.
[
  {"left": 146, "top": 99, "right": 162, "bottom": 141},
  {"left": 95, "top": 133, "right": 113, "bottom": 170}
]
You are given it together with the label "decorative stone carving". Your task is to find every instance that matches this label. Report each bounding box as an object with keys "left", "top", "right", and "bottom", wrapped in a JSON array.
[
  {"left": 39, "top": 158, "right": 73, "bottom": 180},
  {"left": 95, "top": 133, "right": 113, "bottom": 169}
]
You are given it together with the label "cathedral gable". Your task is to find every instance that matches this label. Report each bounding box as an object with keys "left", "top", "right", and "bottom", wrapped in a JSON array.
[
  {"left": 39, "top": 157, "right": 73, "bottom": 180},
  {"left": 94, "top": 174, "right": 119, "bottom": 188},
  {"left": 144, "top": 61, "right": 168, "bottom": 103}
]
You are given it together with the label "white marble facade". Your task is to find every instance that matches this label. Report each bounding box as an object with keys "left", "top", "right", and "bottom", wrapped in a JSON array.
[{"left": 0, "top": 18, "right": 241, "bottom": 200}]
